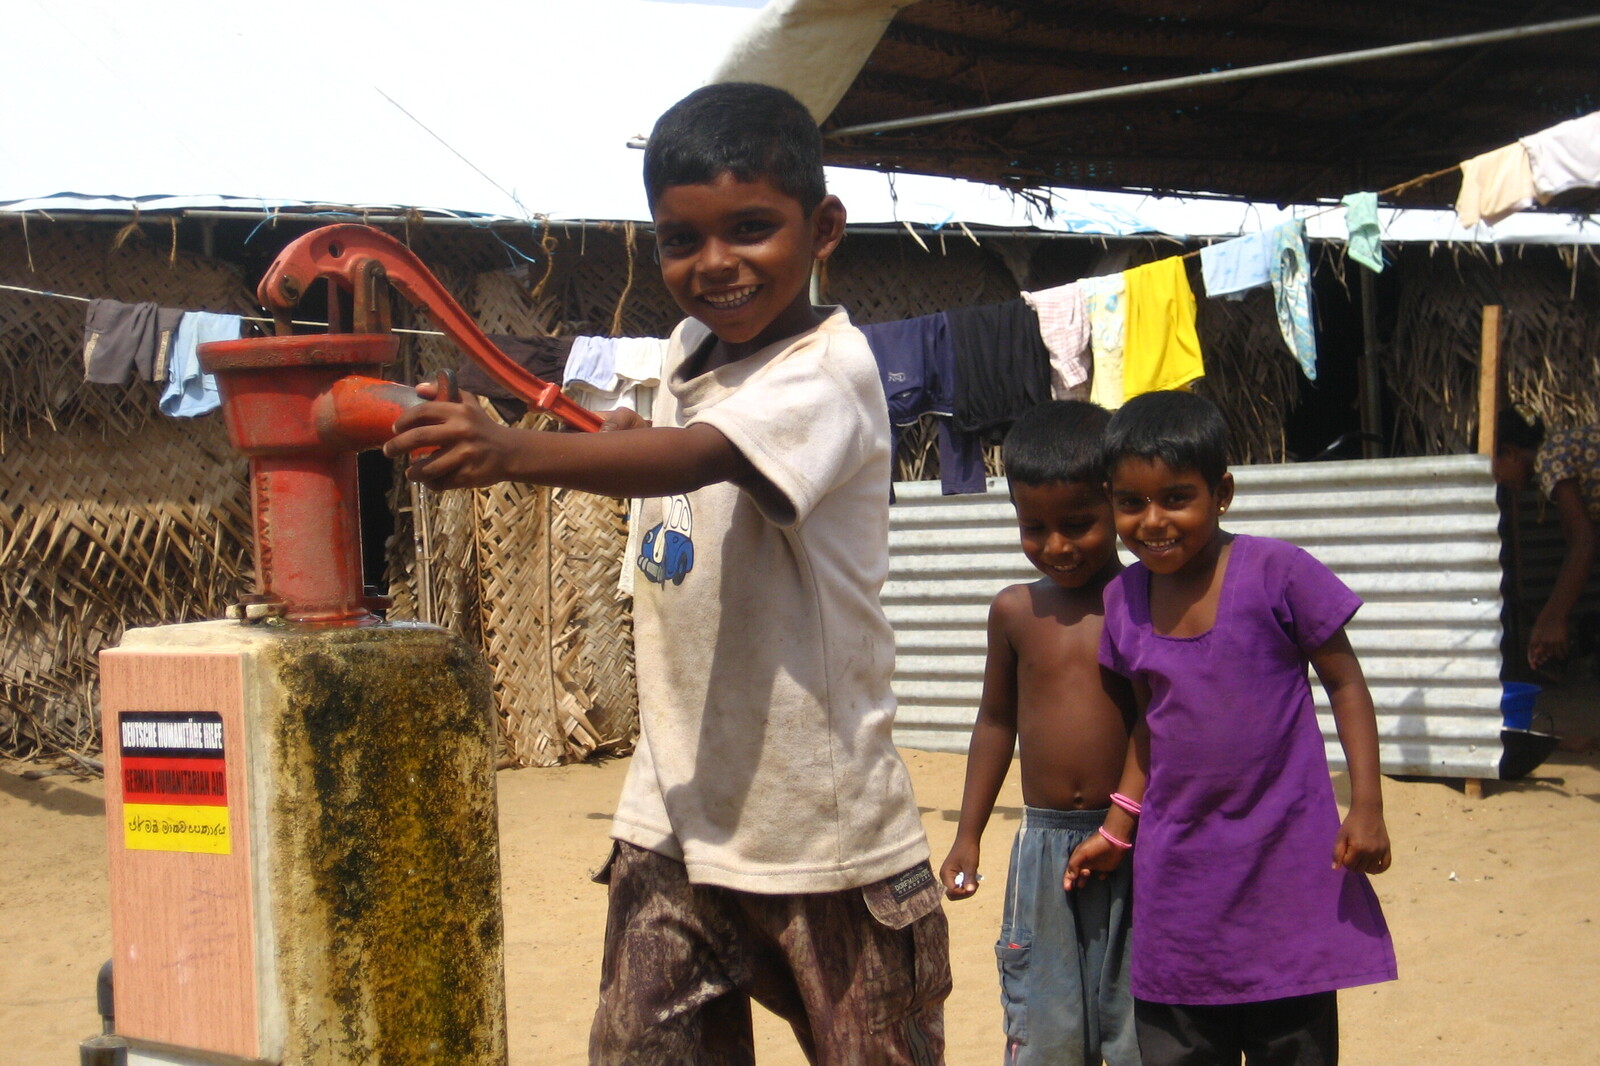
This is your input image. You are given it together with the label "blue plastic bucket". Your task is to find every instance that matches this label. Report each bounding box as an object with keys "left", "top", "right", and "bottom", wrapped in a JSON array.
[{"left": 1501, "top": 682, "right": 1541, "bottom": 731}]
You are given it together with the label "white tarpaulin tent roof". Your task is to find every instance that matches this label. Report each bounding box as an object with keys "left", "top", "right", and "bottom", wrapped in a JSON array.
[{"left": 0, "top": 0, "right": 755, "bottom": 221}]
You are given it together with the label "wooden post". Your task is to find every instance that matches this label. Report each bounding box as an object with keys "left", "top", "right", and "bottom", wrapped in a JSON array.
[
  {"left": 1477, "top": 304, "right": 1504, "bottom": 456},
  {"left": 1469, "top": 305, "right": 1505, "bottom": 802}
]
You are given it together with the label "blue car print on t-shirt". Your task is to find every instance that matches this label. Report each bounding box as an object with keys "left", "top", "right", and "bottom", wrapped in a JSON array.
[{"left": 637, "top": 494, "right": 695, "bottom": 586}]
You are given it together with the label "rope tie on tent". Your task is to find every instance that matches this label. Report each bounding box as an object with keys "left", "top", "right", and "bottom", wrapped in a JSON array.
[
  {"left": 529, "top": 223, "right": 559, "bottom": 302},
  {"left": 1385, "top": 164, "right": 1464, "bottom": 199},
  {"left": 609, "top": 221, "right": 637, "bottom": 337},
  {"left": 112, "top": 205, "right": 143, "bottom": 251}
]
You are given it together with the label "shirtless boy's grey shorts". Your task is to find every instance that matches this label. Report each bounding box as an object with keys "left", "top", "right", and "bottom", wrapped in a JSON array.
[{"left": 997, "top": 807, "right": 1137, "bottom": 1066}]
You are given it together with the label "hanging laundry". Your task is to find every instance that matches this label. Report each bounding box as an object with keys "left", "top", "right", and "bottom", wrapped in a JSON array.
[
  {"left": 1455, "top": 143, "right": 1537, "bottom": 228},
  {"left": 1198, "top": 230, "right": 1274, "bottom": 300},
  {"left": 568, "top": 379, "right": 647, "bottom": 417},
  {"left": 1121, "top": 257, "right": 1204, "bottom": 401},
  {"left": 1521, "top": 110, "right": 1600, "bottom": 201},
  {"left": 947, "top": 300, "right": 1052, "bottom": 443},
  {"left": 160, "top": 311, "right": 240, "bottom": 417},
  {"left": 564, "top": 335, "right": 620, "bottom": 391},
  {"left": 83, "top": 300, "right": 147, "bottom": 383},
  {"left": 612, "top": 380, "right": 661, "bottom": 597},
  {"left": 458, "top": 333, "right": 576, "bottom": 423},
  {"left": 1341, "top": 192, "right": 1384, "bottom": 273},
  {"left": 82, "top": 300, "right": 183, "bottom": 385},
  {"left": 860, "top": 314, "right": 986, "bottom": 495},
  {"left": 1081, "top": 273, "right": 1128, "bottom": 410},
  {"left": 1021, "top": 281, "right": 1091, "bottom": 400},
  {"left": 862, "top": 315, "right": 932, "bottom": 426},
  {"left": 1270, "top": 221, "right": 1318, "bottom": 381},
  {"left": 613, "top": 336, "right": 668, "bottom": 387},
  {"left": 150, "top": 309, "right": 185, "bottom": 383}
]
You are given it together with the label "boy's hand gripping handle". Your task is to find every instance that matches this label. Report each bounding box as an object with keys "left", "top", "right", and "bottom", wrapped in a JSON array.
[{"left": 257, "top": 223, "right": 603, "bottom": 434}]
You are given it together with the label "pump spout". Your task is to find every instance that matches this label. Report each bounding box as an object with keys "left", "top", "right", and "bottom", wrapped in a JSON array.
[{"left": 311, "top": 375, "right": 428, "bottom": 452}]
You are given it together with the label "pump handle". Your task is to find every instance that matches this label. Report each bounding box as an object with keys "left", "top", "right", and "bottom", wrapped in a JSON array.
[{"left": 259, "top": 225, "right": 602, "bottom": 433}]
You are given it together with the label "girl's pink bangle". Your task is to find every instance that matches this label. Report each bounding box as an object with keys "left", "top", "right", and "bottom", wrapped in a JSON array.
[
  {"left": 1110, "top": 792, "right": 1142, "bottom": 817},
  {"left": 1098, "top": 825, "right": 1133, "bottom": 851}
]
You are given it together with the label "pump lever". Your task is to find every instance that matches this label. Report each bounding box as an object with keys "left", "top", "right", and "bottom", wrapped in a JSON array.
[{"left": 259, "top": 224, "right": 603, "bottom": 434}]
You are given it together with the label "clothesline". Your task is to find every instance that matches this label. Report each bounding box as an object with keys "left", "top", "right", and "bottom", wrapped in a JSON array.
[
  {"left": 0, "top": 131, "right": 1548, "bottom": 316},
  {"left": 9, "top": 104, "right": 1591, "bottom": 434},
  {"left": 0, "top": 282, "right": 447, "bottom": 337},
  {"left": 1175, "top": 162, "right": 1465, "bottom": 261},
  {"left": 0, "top": 158, "right": 1485, "bottom": 301},
  {"left": 1168, "top": 104, "right": 1599, "bottom": 260},
  {"left": 0, "top": 208, "right": 1399, "bottom": 420}
]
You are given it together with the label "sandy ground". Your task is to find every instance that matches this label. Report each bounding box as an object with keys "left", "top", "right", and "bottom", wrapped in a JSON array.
[{"left": 5, "top": 683, "right": 1600, "bottom": 1065}]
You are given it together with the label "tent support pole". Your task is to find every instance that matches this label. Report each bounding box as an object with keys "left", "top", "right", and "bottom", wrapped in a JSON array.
[{"left": 827, "top": 14, "right": 1600, "bottom": 139}]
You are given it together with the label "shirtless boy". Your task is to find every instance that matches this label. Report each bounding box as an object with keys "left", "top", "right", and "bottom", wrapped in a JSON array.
[{"left": 939, "top": 399, "right": 1139, "bottom": 1066}]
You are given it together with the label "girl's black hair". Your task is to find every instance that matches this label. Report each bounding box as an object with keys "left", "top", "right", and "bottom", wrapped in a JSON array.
[
  {"left": 1003, "top": 400, "right": 1112, "bottom": 488},
  {"left": 1497, "top": 404, "right": 1545, "bottom": 451},
  {"left": 1102, "top": 390, "right": 1229, "bottom": 487},
  {"left": 643, "top": 83, "right": 827, "bottom": 214}
]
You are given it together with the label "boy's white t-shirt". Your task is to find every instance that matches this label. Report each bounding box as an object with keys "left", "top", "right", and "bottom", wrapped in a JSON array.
[{"left": 612, "top": 308, "right": 929, "bottom": 894}]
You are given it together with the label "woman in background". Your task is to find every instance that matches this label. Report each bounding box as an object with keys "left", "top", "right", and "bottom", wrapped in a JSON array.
[{"left": 1492, "top": 405, "right": 1600, "bottom": 670}]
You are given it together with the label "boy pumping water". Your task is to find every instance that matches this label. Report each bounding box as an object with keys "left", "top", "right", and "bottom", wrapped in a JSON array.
[{"left": 388, "top": 83, "right": 949, "bottom": 1065}]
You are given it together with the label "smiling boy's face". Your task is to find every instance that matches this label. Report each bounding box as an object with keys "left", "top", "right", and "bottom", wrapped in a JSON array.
[
  {"left": 1012, "top": 479, "right": 1119, "bottom": 590},
  {"left": 652, "top": 171, "right": 845, "bottom": 358}
]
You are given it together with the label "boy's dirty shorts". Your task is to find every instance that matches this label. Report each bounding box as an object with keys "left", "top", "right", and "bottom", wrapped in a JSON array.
[
  {"left": 997, "top": 807, "right": 1137, "bottom": 1066},
  {"left": 589, "top": 841, "right": 951, "bottom": 1066}
]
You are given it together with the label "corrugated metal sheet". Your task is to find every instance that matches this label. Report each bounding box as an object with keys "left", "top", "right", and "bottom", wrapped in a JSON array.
[{"left": 886, "top": 454, "right": 1506, "bottom": 778}]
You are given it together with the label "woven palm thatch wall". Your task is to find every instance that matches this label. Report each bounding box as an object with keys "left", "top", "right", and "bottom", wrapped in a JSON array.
[
  {"left": 379, "top": 255, "right": 648, "bottom": 768},
  {"left": 0, "top": 221, "right": 652, "bottom": 766},
  {"left": 1387, "top": 245, "right": 1600, "bottom": 455},
  {"left": 0, "top": 225, "right": 257, "bottom": 757}
]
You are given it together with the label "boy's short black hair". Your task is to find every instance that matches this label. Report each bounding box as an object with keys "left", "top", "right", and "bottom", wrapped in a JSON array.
[
  {"left": 1003, "top": 400, "right": 1112, "bottom": 489},
  {"left": 643, "top": 82, "right": 827, "bottom": 214},
  {"left": 1103, "top": 390, "right": 1229, "bottom": 487}
]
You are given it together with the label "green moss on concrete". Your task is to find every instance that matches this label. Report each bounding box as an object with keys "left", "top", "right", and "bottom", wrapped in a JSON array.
[{"left": 267, "top": 623, "right": 505, "bottom": 1065}]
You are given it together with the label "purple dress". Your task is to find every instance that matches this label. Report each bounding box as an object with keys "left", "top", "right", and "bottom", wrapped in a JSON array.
[{"left": 1100, "top": 534, "right": 1397, "bottom": 1005}]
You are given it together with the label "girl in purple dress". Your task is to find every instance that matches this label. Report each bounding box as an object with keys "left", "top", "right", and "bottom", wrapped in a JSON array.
[{"left": 1067, "top": 391, "right": 1396, "bottom": 1065}]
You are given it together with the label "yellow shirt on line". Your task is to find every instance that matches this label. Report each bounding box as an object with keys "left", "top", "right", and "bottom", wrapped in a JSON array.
[{"left": 1122, "top": 256, "right": 1205, "bottom": 400}]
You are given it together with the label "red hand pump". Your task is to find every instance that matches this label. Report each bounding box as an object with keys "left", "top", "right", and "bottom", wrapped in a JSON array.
[{"left": 200, "top": 224, "right": 598, "bottom": 626}]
